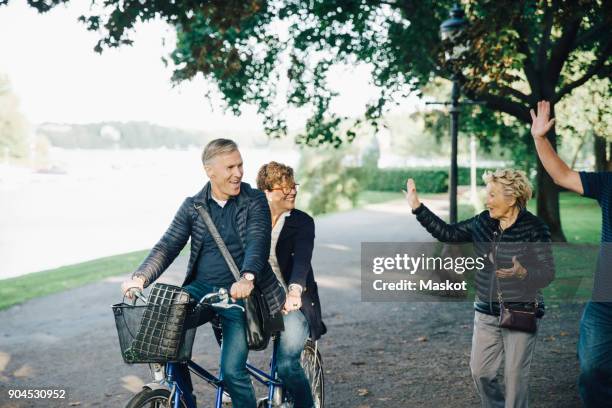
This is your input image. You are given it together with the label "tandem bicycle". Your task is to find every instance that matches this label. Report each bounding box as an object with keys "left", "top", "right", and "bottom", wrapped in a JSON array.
[{"left": 112, "top": 283, "right": 324, "bottom": 408}]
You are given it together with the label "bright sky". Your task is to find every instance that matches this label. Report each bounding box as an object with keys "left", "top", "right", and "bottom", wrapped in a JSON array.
[{"left": 0, "top": 1, "right": 422, "bottom": 133}]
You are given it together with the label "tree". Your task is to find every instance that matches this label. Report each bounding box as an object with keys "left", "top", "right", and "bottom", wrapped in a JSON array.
[
  {"left": 0, "top": 74, "right": 29, "bottom": 159},
  {"left": 6, "top": 0, "right": 611, "bottom": 240},
  {"left": 555, "top": 77, "right": 611, "bottom": 171}
]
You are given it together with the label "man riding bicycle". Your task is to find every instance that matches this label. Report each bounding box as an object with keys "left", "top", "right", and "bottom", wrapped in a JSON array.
[{"left": 120, "top": 138, "right": 286, "bottom": 408}]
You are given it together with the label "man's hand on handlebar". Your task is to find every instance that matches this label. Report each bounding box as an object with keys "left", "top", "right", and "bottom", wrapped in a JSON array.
[
  {"left": 198, "top": 289, "right": 245, "bottom": 312},
  {"left": 230, "top": 278, "right": 254, "bottom": 301},
  {"left": 121, "top": 276, "right": 145, "bottom": 300}
]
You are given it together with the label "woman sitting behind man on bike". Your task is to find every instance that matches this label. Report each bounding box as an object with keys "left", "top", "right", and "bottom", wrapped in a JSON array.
[{"left": 256, "top": 161, "right": 326, "bottom": 408}]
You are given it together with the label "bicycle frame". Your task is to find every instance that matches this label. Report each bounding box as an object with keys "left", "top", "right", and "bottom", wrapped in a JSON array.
[{"left": 164, "top": 338, "right": 284, "bottom": 408}]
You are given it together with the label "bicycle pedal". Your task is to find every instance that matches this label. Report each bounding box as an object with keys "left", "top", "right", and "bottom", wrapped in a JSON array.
[{"left": 256, "top": 399, "right": 293, "bottom": 408}]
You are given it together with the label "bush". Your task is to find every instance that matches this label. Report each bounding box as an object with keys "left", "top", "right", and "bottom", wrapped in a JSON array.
[
  {"left": 458, "top": 167, "right": 492, "bottom": 186},
  {"left": 347, "top": 167, "right": 493, "bottom": 193},
  {"left": 297, "top": 148, "right": 361, "bottom": 216}
]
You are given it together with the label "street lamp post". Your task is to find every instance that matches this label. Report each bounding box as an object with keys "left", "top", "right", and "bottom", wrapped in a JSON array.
[
  {"left": 426, "top": 3, "right": 469, "bottom": 224},
  {"left": 441, "top": 4, "right": 467, "bottom": 224},
  {"left": 449, "top": 74, "right": 460, "bottom": 223}
]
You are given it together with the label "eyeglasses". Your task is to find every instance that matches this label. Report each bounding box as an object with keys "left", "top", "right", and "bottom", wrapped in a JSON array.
[{"left": 270, "top": 183, "right": 299, "bottom": 195}]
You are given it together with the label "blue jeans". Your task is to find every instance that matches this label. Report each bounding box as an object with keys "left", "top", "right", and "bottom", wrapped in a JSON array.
[
  {"left": 578, "top": 301, "right": 612, "bottom": 407},
  {"left": 182, "top": 281, "right": 256, "bottom": 408},
  {"left": 276, "top": 310, "right": 314, "bottom": 408}
]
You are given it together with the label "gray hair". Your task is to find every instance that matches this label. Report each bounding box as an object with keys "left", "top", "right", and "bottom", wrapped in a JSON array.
[
  {"left": 201, "top": 138, "right": 239, "bottom": 165},
  {"left": 483, "top": 168, "right": 533, "bottom": 209}
]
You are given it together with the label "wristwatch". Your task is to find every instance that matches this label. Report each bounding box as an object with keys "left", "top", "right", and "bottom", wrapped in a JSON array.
[
  {"left": 288, "top": 283, "right": 303, "bottom": 294},
  {"left": 242, "top": 272, "right": 255, "bottom": 282}
]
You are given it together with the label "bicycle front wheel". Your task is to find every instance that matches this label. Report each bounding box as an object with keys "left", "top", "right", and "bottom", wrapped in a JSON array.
[
  {"left": 301, "top": 340, "right": 324, "bottom": 408},
  {"left": 125, "top": 388, "right": 188, "bottom": 408}
]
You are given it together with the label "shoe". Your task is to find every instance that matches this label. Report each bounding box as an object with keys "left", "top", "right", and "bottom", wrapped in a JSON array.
[{"left": 222, "top": 392, "right": 232, "bottom": 406}]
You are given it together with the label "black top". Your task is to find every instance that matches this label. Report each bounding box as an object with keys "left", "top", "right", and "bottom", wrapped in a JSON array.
[
  {"left": 580, "top": 171, "right": 612, "bottom": 302},
  {"left": 275, "top": 209, "right": 326, "bottom": 340},
  {"left": 413, "top": 204, "right": 555, "bottom": 316},
  {"left": 133, "top": 182, "right": 287, "bottom": 316},
  {"left": 194, "top": 189, "right": 244, "bottom": 287}
]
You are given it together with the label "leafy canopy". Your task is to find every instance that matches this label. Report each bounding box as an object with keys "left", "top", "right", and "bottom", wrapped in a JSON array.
[{"left": 6, "top": 0, "right": 611, "bottom": 147}]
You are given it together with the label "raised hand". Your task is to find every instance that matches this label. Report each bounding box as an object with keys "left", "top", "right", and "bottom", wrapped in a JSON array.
[
  {"left": 530, "top": 100, "right": 556, "bottom": 140},
  {"left": 404, "top": 178, "right": 421, "bottom": 210}
]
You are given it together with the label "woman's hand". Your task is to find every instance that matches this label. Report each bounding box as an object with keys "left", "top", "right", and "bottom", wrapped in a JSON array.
[
  {"left": 404, "top": 178, "right": 421, "bottom": 210},
  {"left": 496, "top": 256, "right": 527, "bottom": 280},
  {"left": 283, "top": 288, "right": 302, "bottom": 314},
  {"left": 530, "top": 100, "right": 556, "bottom": 141}
]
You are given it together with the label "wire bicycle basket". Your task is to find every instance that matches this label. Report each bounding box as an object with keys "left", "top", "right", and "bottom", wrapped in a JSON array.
[{"left": 112, "top": 283, "right": 197, "bottom": 364}]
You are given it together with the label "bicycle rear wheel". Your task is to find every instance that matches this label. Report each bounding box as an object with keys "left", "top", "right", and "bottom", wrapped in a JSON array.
[
  {"left": 125, "top": 388, "right": 187, "bottom": 408},
  {"left": 301, "top": 340, "right": 324, "bottom": 408}
]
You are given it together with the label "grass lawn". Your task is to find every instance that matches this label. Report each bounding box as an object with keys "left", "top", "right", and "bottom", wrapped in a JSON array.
[
  {"left": 536, "top": 193, "right": 600, "bottom": 302},
  {"left": 528, "top": 192, "right": 601, "bottom": 244},
  {"left": 0, "top": 250, "right": 151, "bottom": 310}
]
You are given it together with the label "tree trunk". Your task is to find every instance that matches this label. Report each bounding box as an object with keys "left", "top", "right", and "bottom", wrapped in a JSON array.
[
  {"left": 536, "top": 127, "right": 567, "bottom": 242},
  {"left": 594, "top": 133, "right": 607, "bottom": 172},
  {"left": 593, "top": 133, "right": 612, "bottom": 172},
  {"left": 570, "top": 136, "right": 586, "bottom": 169}
]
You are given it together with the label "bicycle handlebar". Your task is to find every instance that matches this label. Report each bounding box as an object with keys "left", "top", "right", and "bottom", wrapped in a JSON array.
[
  {"left": 127, "top": 288, "right": 147, "bottom": 305},
  {"left": 197, "top": 288, "right": 245, "bottom": 313},
  {"left": 127, "top": 287, "right": 245, "bottom": 312}
]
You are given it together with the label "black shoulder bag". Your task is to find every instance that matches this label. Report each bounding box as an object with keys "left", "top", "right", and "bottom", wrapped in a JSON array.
[
  {"left": 496, "top": 275, "right": 538, "bottom": 333},
  {"left": 194, "top": 204, "right": 281, "bottom": 351},
  {"left": 492, "top": 232, "right": 538, "bottom": 334}
]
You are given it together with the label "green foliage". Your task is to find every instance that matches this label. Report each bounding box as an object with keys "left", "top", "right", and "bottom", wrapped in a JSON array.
[
  {"left": 457, "top": 167, "right": 492, "bottom": 186},
  {"left": 360, "top": 135, "right": 380, "bottom": 169},
  {"left": 557, "top": 75, "right": 611, "bottom": 141},
  {"left": 10, "top": 0, "right": 611, "bottom": 241},
  {"left": 0, "top": 74, "right": 29, "bottom": 158},
  {"left": 296, "top": 147, "right": 360, "bottom": 215},
  {"left": 348, "top": 167, "right": 447, "bottom": 193},
  {"left": 11, "top": 1, "right": 610, "bottom": 147},
  {"left": 169, "top": 1, "right": 286, "bottom": 137},
  {"left": 348, "top": 166, "right": 492, "bottom": 193},
  {"left": 421, "top": 78, "right": 536, "bottom": 173}
]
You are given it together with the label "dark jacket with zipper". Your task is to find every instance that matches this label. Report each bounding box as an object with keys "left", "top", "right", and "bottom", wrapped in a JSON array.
[
  {"left": 413, "top": 204, "right": 554, "bottom": 317},
  {"left": 275, "top": 209, "right": 327, "bottom": 340},
  {"left": 132, "top": 182, "right": 286, "bottom": 315}
]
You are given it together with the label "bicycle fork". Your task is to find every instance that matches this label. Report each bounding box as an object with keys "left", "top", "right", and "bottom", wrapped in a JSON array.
[
  {"left": 265, "top": 339, "right": 284, "bottom": 407},
  {"left": 165, "top": 363, "right": 197, "bottom": 408}
]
